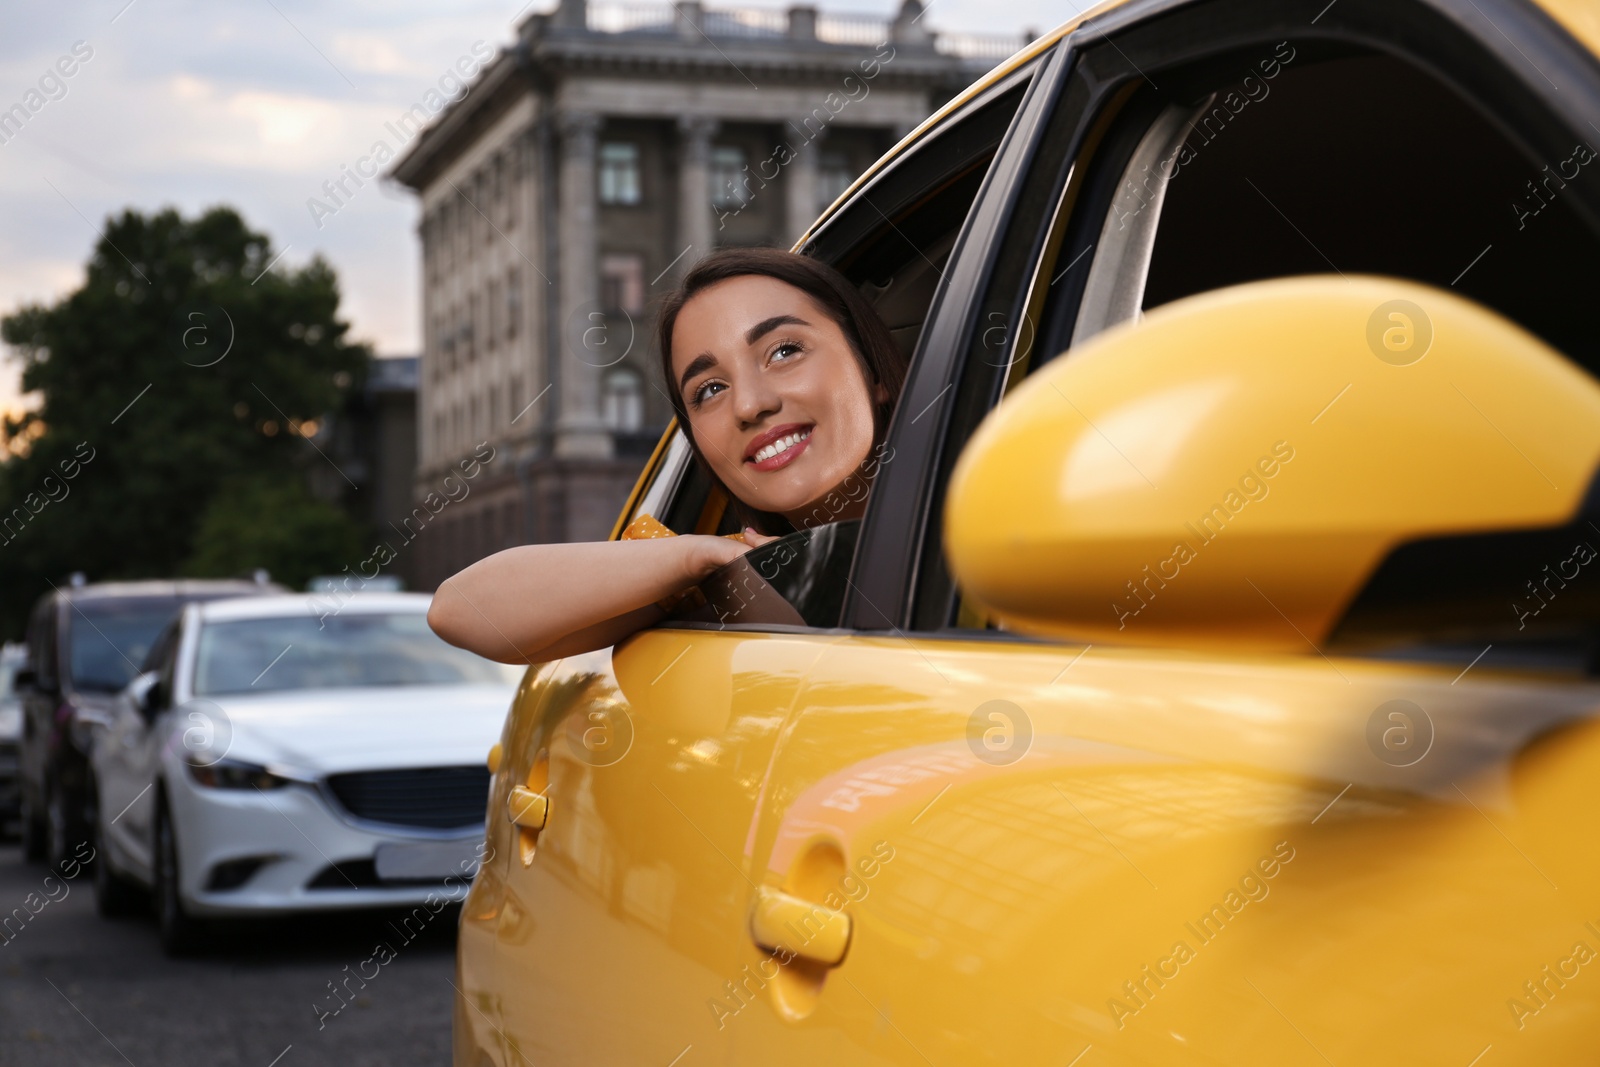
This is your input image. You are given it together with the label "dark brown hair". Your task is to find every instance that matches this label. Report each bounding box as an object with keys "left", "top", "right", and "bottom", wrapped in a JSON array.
[{"left": 655, "top": 247, "right": 907, "bottom": 535}]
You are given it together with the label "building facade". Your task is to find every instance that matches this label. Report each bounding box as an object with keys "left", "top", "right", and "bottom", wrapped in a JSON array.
[{"left": 389, "top": 0, "right": 1018, "bottom": 588}]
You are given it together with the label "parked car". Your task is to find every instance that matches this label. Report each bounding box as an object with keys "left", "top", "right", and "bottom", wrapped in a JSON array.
[
  {"left": 16, "top": 577, "right": 281, "bottom": 869},
  {"left": 0, "top": 643, "right": 26, "bottom": 835},
  {"left": 91, "top": 592, "right": 520, "bottom": 954},
  {"left": 457, "top": 0, "right": 1600, "bottom": 1063}
]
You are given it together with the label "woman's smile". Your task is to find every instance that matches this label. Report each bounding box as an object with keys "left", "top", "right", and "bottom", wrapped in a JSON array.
[{"left": 746, "top": 423, "right": 813, "bottom": 471}]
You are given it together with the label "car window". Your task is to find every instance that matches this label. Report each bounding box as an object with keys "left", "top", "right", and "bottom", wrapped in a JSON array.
[
  {"left": 192, "top": 611, "right": 521, "bottom": 696},
  {"left": 916, "top": 16, "right": 1600, "bottom": 650},
  {"left": 67, "top": 596, "right": 185, "bottom": 693},
  {"left": 635, "top": 64, "right": 1040, "bottom": 632},
  {"left": 26, "top": 595, "right": 57, "bottom": 690}
]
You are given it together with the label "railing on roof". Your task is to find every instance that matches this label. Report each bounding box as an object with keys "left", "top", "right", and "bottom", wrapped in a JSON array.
[
  {"left": 582, "top": 1, "right": 1022, "bottom": 62},
  {"left": 934, "top": 31, "right": 1022, "bottom": 61},
  {"left": 586, "top": 2, "right": 675, "bottom": 32},
  {"left": 815, "top": 11, "right": 891, "bottom": 46}
]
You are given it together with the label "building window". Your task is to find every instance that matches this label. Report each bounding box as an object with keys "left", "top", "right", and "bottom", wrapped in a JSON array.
[
  {"left": 431, "top": 312, "right": 448, "bottom": 377},
  {"left": 818, "top": 150, "right": 854, "bottom": 211},
  {"left": 503, "top": 501, "right": 519, "bottom": 547},
  {"left": 506, "top": 267, "right": 521, "bottom": 340},
  {"left": 710, "top": 146, "right": 750, "bottom": 210},
  {"left": 487, "top": 279, "right": 501, "bottom": 350},
  {"left": 503, "top": 150, "right": 519, "bottom": 228},
  {"left": 599, "top": 142, "right": 642, "bottom": 205},
  {"left": 602, "top": 368, "right": 645, "bottom": 432},
  {"left": 424, "top": 215, "right": 438, "bottom": 286},
  {"left": 600, "top": 254, "right": 645, "bottom": 315},
  {"left": 467, "top": 294, "right": 480, "bottom": 361}
]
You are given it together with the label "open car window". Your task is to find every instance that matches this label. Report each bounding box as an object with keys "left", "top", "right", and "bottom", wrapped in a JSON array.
[
  {"left": 630, "top": 61, "right": 1040, "bottom": 631},
  {"left": 666, "top": 520, "right": 861, "bottom": 630}
]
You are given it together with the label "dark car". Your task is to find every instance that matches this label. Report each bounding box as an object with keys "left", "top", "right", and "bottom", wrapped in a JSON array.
[
  {"left": 16, "top": 577, "right": 281, "bottom": 869},
  {"left": 0, "top": 643, "right": 25, "bottom": 834}
]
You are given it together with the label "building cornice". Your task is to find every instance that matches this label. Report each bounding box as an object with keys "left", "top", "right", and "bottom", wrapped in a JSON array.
[
  {"left": 389, "top": 48, "right": 531, "bottom": 190},
  {"left": 389, "top": 16, "right": 992, "bottom": 191}
]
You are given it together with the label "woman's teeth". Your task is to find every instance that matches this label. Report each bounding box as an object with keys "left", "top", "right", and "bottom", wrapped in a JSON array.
[{"left": 753, "top": 428, "right": 811, "bottom": 463}]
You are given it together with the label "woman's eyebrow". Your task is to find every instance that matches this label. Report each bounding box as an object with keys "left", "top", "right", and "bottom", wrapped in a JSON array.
[
  {"left": 679, "top": 352, "right": 718, "bottom": 394},
  {"left": 744, "top": 314, "right": 810, "bottom": 346}
]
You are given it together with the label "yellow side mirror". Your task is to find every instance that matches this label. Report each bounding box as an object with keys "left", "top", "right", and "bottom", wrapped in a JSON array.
[{"left": 944, "top": 275, "right": 1600, "bottom": 652}]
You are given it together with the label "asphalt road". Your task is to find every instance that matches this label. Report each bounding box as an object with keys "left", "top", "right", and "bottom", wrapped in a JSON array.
[{"left": 0, "top": 839, "right": 458, "bottom": 1067}]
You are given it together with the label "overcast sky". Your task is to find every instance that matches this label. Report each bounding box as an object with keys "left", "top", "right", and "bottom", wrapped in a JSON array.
[{"left": 0, "top": 0, "right": 1064, "bottom": 417}]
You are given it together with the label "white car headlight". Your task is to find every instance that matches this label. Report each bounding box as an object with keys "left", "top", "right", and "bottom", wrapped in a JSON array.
[{"left": 186, "top": 758, "right": 294, "bottom": 791}]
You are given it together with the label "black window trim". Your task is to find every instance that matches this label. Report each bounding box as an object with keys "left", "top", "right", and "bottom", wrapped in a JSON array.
[{"left": 839, "top": 39, "right": 1083, "bottom": 633}]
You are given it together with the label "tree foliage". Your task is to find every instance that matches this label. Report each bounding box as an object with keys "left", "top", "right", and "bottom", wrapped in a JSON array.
[{"left": 0, "top": 206, "right": 371, "bottom": 637}]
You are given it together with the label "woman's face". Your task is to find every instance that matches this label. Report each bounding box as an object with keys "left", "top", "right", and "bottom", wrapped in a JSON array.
[{"left": 671, "top": 274, "right": 886, "bottom": 524}]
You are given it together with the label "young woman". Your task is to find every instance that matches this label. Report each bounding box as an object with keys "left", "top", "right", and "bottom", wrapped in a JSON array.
[{"left": 428, "top": 247, "right": 908, "bottom": 665}]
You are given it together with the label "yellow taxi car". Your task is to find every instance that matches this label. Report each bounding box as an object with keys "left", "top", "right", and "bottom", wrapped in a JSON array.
[{"left": 458, "top": 0, "right": 1600, "bottom": 1062}]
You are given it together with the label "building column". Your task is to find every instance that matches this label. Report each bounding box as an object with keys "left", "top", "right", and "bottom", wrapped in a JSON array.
[
  {"left": 555, "top": 109, "right": 611, "bottom": 459},
  {"left": 677, "top": 115, "right": 719, "bottom": 276},
  {"left": 785, "top": 123, "right": 822, "bottom": 246}
]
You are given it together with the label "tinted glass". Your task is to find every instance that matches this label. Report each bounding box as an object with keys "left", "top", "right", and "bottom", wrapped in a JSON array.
[
  {"left": 69, "top": 597, "right": 184, "bottom": 693},
  {"left": 193, "top": 612, "right": 520, "bottom": 696}
]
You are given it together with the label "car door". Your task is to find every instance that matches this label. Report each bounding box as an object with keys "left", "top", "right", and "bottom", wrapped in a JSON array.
[
  {"left": 737, "top": 4, "right": 1600, "bottom": 1065},
  {"left": 98, "top": 619, "right": 180, "bottom": 879},
  {"left": 471, "top": 65, "right": 1047, "bottom": 1066}
]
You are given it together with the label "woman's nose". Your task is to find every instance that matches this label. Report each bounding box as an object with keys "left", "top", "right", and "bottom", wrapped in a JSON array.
[{"left": 733, "top": 376, "right": 781, "bottom": 426}]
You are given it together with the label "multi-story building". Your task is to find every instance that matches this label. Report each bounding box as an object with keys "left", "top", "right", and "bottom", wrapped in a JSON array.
[{"left": 389, "top": 0, "right": 1020, "bottom": 588}]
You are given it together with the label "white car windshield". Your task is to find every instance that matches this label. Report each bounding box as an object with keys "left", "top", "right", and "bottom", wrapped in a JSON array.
[{"left": 192, "top": 611, "right": 520, "bottom": 695}]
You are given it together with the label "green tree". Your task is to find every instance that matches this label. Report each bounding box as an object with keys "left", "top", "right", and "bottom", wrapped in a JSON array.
[{"left": 0, "top": 206, "right": 372, "bottom": 636}]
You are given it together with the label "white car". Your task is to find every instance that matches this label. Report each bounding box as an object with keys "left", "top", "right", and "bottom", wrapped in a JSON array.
[{"left": 89, "top": 593, "right": 521, "bottom": 953}]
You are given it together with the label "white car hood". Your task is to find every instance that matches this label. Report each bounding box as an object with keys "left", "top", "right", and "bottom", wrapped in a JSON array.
[{"left": 185, "top": 683, "right": 516, "bottom": 776}]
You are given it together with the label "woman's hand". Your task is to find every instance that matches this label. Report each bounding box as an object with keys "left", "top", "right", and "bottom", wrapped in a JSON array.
[{"left": 681, "top": 527, "right": 778, "bottom": 583}]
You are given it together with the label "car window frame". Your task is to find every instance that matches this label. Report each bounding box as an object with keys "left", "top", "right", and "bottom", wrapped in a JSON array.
[
  {"left": 891, "top": 0, "right": 1600, "bottom": 637},
  {"left": 837, "top": 39, "right": 1083, "bottom": 633},
  {"left": 625, "top": 55, "right": 1050, "bottom": 636}
]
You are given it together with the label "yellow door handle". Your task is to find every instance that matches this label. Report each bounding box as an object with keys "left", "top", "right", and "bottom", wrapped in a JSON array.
[
  {"left": 508, "top": 785, "right": 548, "bottom": 830},
  {"left": 749, "top": 887, "right": 852, "bottom": 967}
]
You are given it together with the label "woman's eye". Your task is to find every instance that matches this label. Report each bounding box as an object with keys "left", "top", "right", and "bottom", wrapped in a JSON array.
[
  {"left": 692, "top": 381, "right": 725, "bottom": 406},
  {"left": 771, "top": 342, "right": 803, "bottom": 362}
]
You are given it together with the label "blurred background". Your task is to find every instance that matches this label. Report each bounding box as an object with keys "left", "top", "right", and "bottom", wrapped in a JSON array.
[{"left": 0, "top": 0, "right": 1044, "bottom": 1063}]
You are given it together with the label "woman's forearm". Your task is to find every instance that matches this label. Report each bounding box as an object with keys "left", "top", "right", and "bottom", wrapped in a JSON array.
[{"left": 427, "top": 535, "right": 737, "bottom": 664}]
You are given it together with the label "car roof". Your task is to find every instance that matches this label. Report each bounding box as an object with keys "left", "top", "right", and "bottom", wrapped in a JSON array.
[
  {"left": 798, "top": 0, "right": 1120, "bottom": 247},
  {"left": 802, "top": 0, "right": 1597, "bottom": 247},
  {"left": 195, "top": 592, "right": 433, "bottom": 623},
  {"left": 60, "top": 579, "right": 282, "bottom": 603}
]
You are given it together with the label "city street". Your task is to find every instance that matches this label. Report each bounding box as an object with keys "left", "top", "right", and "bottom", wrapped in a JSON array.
[{"left": 0, "top": 842, "right": 457, "bottom": 1067}]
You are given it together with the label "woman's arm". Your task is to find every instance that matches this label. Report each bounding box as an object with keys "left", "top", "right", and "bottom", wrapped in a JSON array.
[{"left": 427, "top": 534, "right": 750, "bottom": 664}]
